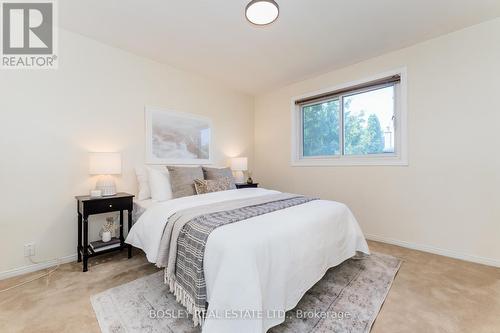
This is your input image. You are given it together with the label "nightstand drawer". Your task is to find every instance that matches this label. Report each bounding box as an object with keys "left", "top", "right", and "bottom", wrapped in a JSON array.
[{"left": 81, "top": 197, "right": 132, "bottom": 215}]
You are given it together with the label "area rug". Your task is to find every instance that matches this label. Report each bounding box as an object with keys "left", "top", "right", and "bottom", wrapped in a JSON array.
[{"left": 91, "top": 252, "right": 401, "bottom": 333}]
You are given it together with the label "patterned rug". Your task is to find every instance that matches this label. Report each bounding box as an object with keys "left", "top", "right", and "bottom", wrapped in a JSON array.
[{"left": 91, "top": 252, "right": 401, "bottom": 333}]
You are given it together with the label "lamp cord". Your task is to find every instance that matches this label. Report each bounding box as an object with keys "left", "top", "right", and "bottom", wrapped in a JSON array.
[{"left": 0, "top": 257, "right": 61, "bottom": 294}]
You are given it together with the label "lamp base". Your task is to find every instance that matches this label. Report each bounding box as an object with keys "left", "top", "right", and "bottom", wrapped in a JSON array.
[{"left": 95, "top": 175, "right": 117, "bottom": 196}]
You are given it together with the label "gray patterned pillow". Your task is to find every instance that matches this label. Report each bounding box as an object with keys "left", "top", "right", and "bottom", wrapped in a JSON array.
[
  {"left": 166, "top": 166, "right": 204, "bottom": 198},
  {"left": 202, "top": 167, "right": 236, "bottom": 189},
  {"left": 194, "top": 177, "right": 234, "bottom": 195}
]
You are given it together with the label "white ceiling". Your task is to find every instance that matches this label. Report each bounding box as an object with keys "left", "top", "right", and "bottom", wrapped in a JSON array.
[{"left": 59, "top": 0, "right": 500, "bottom": 95}]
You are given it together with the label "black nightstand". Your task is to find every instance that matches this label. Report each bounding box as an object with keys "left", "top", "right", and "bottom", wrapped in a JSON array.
[
  {"left": 75, "top": 192, "right": 134, "bottom": 272},
  {"left": 235, "top": 183, "right": 259, "bottom": 189}
]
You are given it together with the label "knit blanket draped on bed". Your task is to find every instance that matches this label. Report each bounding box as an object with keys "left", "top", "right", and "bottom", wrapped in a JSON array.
[{"left": 155, "top": 193, "right": 318, "bottom": 326}]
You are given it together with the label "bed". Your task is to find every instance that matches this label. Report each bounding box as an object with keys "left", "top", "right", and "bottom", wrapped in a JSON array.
[{"left": 126, "top": 187, "right": 369, "bottom": 333}]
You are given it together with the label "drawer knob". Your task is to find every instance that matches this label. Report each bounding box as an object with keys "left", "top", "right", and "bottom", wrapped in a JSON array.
[{"left": 109, "top": 204, "right": 113, "bottom": 208}]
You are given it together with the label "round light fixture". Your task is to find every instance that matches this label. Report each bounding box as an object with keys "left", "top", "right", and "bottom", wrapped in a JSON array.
[{"left": 245, "top": 0, "right": 279, "bottom": 26}]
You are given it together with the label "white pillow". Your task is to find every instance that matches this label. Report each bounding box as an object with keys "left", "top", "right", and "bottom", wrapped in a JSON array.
[
  {"left": 148, "top": 166, "right": 173, "bottom": 202},
  {"left": 135, "top": 166, "right": 151, "bottom": 200}
]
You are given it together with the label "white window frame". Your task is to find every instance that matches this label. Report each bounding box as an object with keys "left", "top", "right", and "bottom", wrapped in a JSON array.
[{"left": 291, "top": 68, "right": 408, "bottom": 166}]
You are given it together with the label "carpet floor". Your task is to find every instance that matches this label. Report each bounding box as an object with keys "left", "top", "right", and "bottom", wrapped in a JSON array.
[{"left": 1, "top": 241, "right": 499, "bottom": 332}]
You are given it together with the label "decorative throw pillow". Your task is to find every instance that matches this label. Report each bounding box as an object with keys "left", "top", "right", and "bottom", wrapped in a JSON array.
[
  {"left": 194, "top": 177, "right": 234, "bottom": 195},
  {"left": 202, "top": 167, "right": 236, "bottom": 189},
  {"left": 166, "top": 166, "right": 204, "bottom": 198}
]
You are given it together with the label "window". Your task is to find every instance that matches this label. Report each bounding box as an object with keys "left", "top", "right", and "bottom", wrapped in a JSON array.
[
  {"left": 292, "top": 70, "right": 407, "bottom": 166},
  {"left": 343, "top": 85, "right": 395, "bottom": 155},
  {"left": 302, "top": 99, "right": 340, "bottom": 157}
]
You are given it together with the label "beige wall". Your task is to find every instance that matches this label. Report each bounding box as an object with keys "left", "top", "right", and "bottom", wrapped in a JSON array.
[
  {"left": 0, "top": 29, "right": 254, "bottom": 274},
  {"left": 254, "top": 18, "right": 500, "bottom": 266}
]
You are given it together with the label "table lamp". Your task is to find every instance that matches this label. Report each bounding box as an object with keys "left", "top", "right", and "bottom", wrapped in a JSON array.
[
  {"left": 89, "top": 152, "right": 122, "bottom": 196},
  {"left": 231, "top": 157, "right": 247, "bottom": 184}
]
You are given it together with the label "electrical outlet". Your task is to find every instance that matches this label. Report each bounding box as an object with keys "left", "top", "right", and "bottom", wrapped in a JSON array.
[{"left": 24, "top": 243, "right": 35, "bottom": 257}]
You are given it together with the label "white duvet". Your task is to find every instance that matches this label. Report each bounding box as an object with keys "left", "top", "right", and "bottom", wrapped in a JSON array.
[{"left": 126, "top": 188, "right": 369, "bottom": 333}]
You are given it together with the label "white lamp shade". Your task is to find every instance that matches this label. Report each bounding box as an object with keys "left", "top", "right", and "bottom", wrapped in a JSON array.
[
  {"left": 89, "top": 152, "right": 122, "bottom": 175},
  {"left": 231, "top": 157, "right": 248, "bottom": 171}
]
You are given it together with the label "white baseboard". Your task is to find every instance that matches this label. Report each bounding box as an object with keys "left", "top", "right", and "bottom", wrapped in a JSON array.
[
  {"left": 0, "top": 254, "right": 77, "bottom": 281},
  {"left": 366, "top": 234, "right": 500, "bottom": 268}
]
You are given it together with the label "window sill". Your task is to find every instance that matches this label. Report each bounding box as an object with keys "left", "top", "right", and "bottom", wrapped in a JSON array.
[{"left": 291, "top": 156, "right": 408, "bottom": 167}]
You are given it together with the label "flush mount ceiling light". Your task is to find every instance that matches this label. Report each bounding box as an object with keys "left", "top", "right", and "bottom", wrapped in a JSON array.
[{"left": 245, "top": 0, "right": 279, "bottom": 26}]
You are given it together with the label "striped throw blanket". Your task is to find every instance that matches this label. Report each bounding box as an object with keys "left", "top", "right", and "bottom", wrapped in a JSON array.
[{"left": 155, "top": 193, "right": 318, "bottom": 326}]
